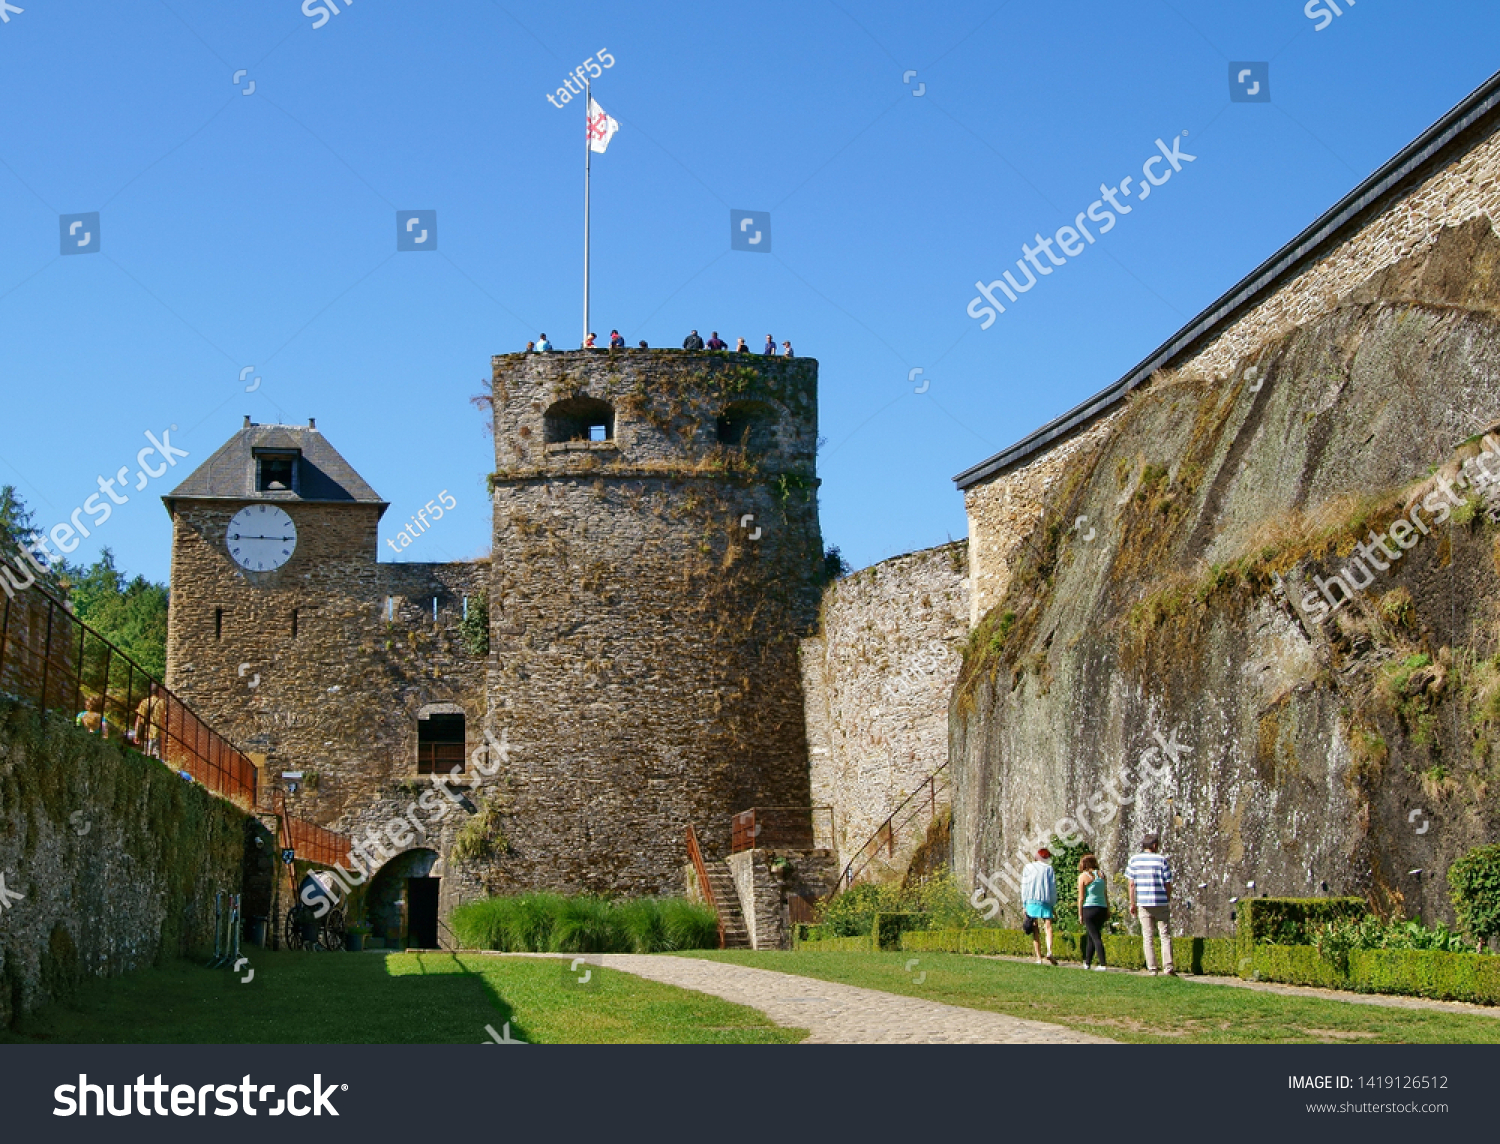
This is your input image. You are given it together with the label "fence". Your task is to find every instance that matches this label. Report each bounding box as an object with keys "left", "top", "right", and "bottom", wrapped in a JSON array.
[
  {"left": 730, "top": 806, "right": 835, "bottom": 853},
  {"left": 0, "top": 576, "right": 349, "bottom": 869},
  {"left": 0, "top": 581, "right": 259, "bottom": 807}
]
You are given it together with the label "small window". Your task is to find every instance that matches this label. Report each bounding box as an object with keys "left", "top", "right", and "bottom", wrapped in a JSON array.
[
  {"left": 255, "top": 450, "right": 299, "bottom": 493},
  {"left": 544, "top": 398, "right": 614, "bottom": 443},
  {"left": 214, "top": 608, "right": 223, "bottom": 640},
  {"left": 291, "top": 608, "right": 299, "bottom": 638},
  {"left": 417, "top": 712, "right": 466, "bottom": 774}
]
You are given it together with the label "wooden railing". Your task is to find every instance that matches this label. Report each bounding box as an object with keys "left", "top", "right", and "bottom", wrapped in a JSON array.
[
  {"left": 684, "top": 824, "right": 725, "bottom": 950},
  {"left": 830, "top": 762, "right": 951, "bottom": 898}
]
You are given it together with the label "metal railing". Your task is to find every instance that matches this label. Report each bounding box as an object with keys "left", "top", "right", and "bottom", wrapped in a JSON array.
[
  {"left": 684, "top": 824, "right": 725, "bottom": 950},
  {"left": 0, "top": 577, "right": 352, "bottom": 877},
  {"left": 0, "top": 581, "right": 258, "bottom": 807},
  {"left": 730, "top": 806, "right": 834, "bottom": 853},
  {"left": 831, "top": 762, "right": 951, "bottom": 898}
]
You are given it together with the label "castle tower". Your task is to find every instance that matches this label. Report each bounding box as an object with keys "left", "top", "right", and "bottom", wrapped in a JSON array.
[
  {"left": 162, "top": 420, "right": 490, "bottom": 892},
  {"left": 485, "top": 349, "right": 823, "bottom": 893}
]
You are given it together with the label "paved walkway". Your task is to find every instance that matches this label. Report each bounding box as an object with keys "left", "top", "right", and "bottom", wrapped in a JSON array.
[{"left": 584, "top": 953, "right": 1115, "bottom": 1044}]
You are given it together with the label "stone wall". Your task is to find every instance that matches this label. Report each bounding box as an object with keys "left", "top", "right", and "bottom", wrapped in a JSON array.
[
  {"left": 953, "top": 216, "right": 1500, "bottom": 933},
  {"left": 801, "top": 542, "right": 968, "bottom": 875},
  {"left": 726, "top": 847, "right": 838, "bottom": 950},
  {"left": 484, "top": 350, "right": 824, "bottom": 894},
  {"left": 165, "top": 500, "right": 490, "bottom": 840},
  {"left": 0, "top": 700, "right": 244, "bottom": 1026},
  {"left": 964, "top": 121, "right": 1500, "bottom": 625}
]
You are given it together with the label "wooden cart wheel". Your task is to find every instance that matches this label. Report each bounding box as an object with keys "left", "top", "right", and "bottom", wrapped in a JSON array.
[
  {"left": 284, "top": 907, "right": 305, "bottom": 951},
  {"left": 323, "top": 906, "right": 347, "bottom": 952}
]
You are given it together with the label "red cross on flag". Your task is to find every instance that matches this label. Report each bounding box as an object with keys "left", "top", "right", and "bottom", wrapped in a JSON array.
[{"left": 587, "top": 96, "right": 619, "bottom": 154}]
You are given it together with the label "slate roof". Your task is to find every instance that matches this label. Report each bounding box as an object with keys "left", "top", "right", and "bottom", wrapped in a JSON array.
[
  {"left": 954, "top": 67, "right": 1500, "bottom": 492},
  {"left": 163, "top": 421, "right": 387, "bottom": 514}
]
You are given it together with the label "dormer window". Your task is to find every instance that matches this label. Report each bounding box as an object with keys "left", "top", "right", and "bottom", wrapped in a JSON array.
[{"left": 255, "top": 450, "right": 300, "bottom": 493}]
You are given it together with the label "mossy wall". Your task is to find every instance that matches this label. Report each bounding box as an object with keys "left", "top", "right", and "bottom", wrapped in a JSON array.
[
  {"left": 954, "top": 218, "right": 1500, "bottom": 936},
  {"left": 0, "top": 698, "right": 245, "bottom": 1026}
]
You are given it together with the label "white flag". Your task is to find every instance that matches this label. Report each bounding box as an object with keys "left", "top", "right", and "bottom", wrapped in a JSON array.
[{"left": 586, "top": 97, "right": 619, "bottom": 154}]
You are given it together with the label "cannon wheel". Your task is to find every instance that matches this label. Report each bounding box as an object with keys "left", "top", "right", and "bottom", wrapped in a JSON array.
[
  {"left": 284, "top": 906, "right": 306, "bottom": 951},
  {"left": 323, "top": 906, "right": 347, "bottom": 952}
]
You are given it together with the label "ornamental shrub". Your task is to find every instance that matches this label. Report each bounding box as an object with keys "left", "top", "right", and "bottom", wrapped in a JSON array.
[{"left": 1448, "top": 844, "right": 1500, "bottom": 948}]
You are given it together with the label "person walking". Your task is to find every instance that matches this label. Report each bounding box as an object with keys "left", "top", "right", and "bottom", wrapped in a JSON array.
[
  {"left": 761, "top": 334, "right": 776, "bottom": 356},
  {"left": 1077, "top": 854, "right": 1109, "bottom": 971},
  {"left": 1126, "top": 833, "right": 1175, "bottom": 975},
  {"left": 535, "top": 334, "right": 552, "bottom": 352},
  {"left": 1020, "top": 847, "right": 1058, "bottom": 965},
  {"left": 609, "top": 330, "right": 625, "bottom": 348},
  {"left": 683, "top": 329, "right": 705, "bottom": 350},
  {"left": 735, "top": 338, "right": 749, "bottom": 353},
  {"left": 706, "top": 331, "right": 727, "bottom": 350},
  {"left": 781, "top": 340, "right": 794, "bottom": 357}
]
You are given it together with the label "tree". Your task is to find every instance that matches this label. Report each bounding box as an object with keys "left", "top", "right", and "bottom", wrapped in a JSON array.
[
  {"left": 823, "top": 545, "right": 850, "bottom": 582},
  {"left": 58, "top": 549, "right": 170, "bottom": 680},
  {"left": 1448, "top": 844, "right": 1500, "bottom": 950}
]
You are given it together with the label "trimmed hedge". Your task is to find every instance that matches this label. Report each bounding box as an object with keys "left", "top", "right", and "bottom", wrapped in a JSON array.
[
  {"left": 897, "top": 928, "right": 1238, "bottom": 975},
  {"left": 1245, "top": 943, "right": 1500, "bottom": 1005},
  {"left": 1238, "top": 897, "right": 1366, "bottom": 949},
  {"left": 873, "top": 912, "right": 929, "bottom": 951},
  {"left": 797, "top": 935, "right": 876, "bottom": 952}
]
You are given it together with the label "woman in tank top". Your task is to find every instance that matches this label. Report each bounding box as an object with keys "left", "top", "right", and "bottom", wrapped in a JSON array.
[{"left": 1077, "top": 853, "right": 1109, "bottom": 971}]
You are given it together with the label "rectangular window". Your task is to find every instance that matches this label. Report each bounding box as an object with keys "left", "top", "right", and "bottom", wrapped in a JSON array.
[
  {"left": 417, "top": 713, "right": 466, "bottom": 774},
  {"left": 214, "top": 608, "right": 223, "bottom": 640},
  {"left": 291, "top": 608, "right": 299, "bottom": 638}
]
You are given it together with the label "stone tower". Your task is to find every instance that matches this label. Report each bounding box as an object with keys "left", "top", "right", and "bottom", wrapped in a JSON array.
[{"left": 485, "top": 349, "right": 824, "bottom": 893}]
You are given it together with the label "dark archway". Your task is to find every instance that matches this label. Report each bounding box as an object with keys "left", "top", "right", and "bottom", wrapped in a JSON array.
[{"left": 367, "top": 848, "right": 439, "bottom": 949}]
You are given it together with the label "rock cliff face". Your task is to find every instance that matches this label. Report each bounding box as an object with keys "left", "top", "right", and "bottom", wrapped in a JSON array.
[{"left": 953, "top": 219, "right": 1500, "bottom": 935}]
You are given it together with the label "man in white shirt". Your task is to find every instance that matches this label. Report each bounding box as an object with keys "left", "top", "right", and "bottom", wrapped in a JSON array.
[{"left": 1020, "top": 847, "right": 1058, "bottom": 965}]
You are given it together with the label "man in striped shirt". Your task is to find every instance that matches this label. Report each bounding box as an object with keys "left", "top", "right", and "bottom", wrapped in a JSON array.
[{"left": 1126, "top": 833, "right": 1174, "bottom": 975}]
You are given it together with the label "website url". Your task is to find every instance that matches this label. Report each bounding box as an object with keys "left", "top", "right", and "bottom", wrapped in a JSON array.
[{"left": 1306, "top": 1102, "right": 1448, "bottom": 1114}]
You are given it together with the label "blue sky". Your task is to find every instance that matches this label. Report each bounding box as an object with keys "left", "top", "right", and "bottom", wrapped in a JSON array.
[{"left": 1, "top": 0, "right": 1497, "bottom": 583}]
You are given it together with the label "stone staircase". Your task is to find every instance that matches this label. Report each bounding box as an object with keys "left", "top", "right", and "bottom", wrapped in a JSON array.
[{"left": 701, "top": 860, "right": 752, "bottom": 949}]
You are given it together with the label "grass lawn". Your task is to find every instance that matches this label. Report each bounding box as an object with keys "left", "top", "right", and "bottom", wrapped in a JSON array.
[
  {"left": 681, "top": 950, "right": 1500, "bottom": 1044},
  {"left": 0, "top": 950, "right": 804, "bottom": 1045}
]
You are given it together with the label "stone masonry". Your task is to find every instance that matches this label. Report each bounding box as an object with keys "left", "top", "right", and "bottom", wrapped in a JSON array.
[
  {"left": 801, "top": 542, "right": 968, "bottom": 874},
  {"left": 485, "top": 350, "right": 824, "bottom": 893}
]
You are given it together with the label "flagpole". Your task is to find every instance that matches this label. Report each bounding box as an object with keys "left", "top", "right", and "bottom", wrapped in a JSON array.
[{"left": 583, "top": 79, "right": 591, "bottom": 347}]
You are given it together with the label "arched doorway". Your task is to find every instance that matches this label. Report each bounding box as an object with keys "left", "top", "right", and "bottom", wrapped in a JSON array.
[{"left": 368, "top": 848, "right": 441, "bottom": 950}]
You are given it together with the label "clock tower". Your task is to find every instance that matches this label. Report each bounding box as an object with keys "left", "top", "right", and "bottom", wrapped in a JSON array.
[{"left": 162, "top": 417, "right": 390, "bottom": 786}]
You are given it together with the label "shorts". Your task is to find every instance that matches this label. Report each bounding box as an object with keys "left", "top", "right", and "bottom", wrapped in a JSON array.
[{"left": 1023, "top": 900, "right": 1053, "bottom": 920}]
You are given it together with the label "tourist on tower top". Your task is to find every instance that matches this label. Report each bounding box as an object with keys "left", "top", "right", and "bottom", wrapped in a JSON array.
[
  {"left": 535, "top": 334, "right": 552, "bottom": 352},
  {"left": 705, "top": 331, "right": 727, "bottom": 351},
  {"left": 682, "top": 329, "right": 705, "bottom": 350},
  {"left": 761, "top": 334, "right": 775, "bottom": 356},
  {"left": 609, "top": 329, "right": 625, "bottom": 348}
]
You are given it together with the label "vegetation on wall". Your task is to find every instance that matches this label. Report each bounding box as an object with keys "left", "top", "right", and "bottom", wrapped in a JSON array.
[{"left": 0, "top": 698, "right": 244, "bottom": 1026}]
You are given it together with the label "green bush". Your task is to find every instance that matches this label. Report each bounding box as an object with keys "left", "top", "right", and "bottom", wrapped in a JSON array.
[
  {"left": 818, "top": 867, "right": 988, "bottom": 937},
  {"left": 1449, "top": 844, "right": 1500, "bottom": 947},
  {"left": 1239, "top": 897, "right": 1367, "bottom": 948},
  {"left": 1314, "top": 915, "right": 1471, "bottom": 972},
  {"left": 872, "top": 913, "right": 929, "bottom": 950},
  {"left": 449, "top": 893, "right": 717, "bottom": 953}
]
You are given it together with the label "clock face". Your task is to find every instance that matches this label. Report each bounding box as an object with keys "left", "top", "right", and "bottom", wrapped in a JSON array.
[{"left": 226, "top": 505, "right": 298, "bottom": 572}]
